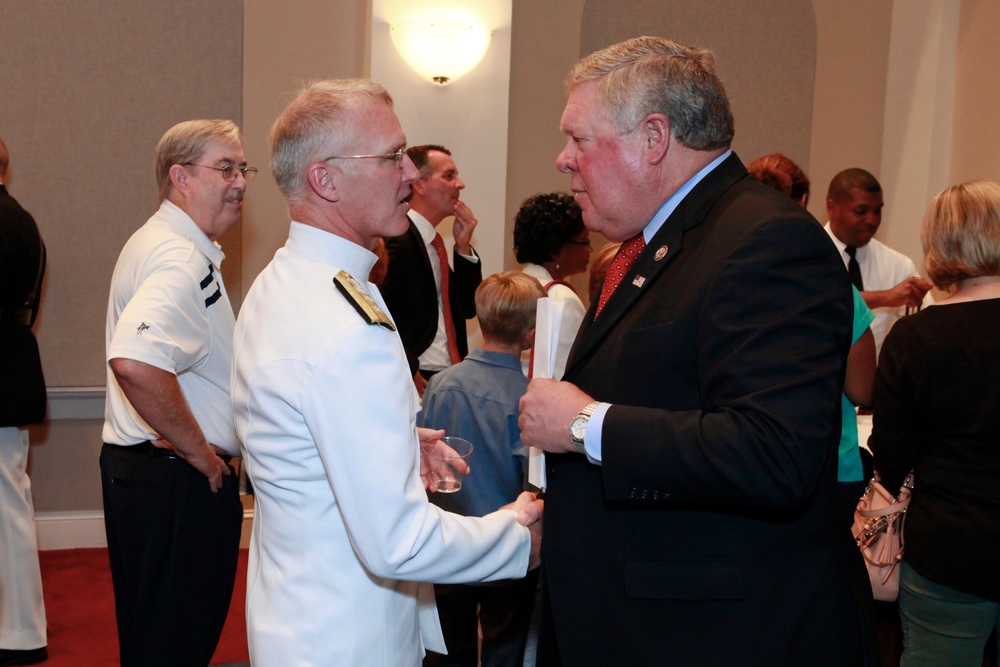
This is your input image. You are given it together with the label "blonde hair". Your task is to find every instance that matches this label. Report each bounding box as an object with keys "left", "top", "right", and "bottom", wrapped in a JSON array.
[
  {"left": 589, "top": 242, "right": 622, "bottom": 302},
  {"left": 269, "top": 79, "right": 393, "bottom": 206},
  {"left": 155, "top": 120, "right": 241, "bottom": 201},
  {"left": 922, "top": 180, "right": 1000, "bottom": 290},
  {"left": 475, "top": 272, "right": 546, "bottom": 346},
  {"left": 566, "top": 36, "right": 733, "bottom": 150}
]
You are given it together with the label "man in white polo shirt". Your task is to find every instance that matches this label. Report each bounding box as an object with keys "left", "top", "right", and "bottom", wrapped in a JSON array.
[{"left": 101, "top": 119, "right": 255, "bottom": 667}]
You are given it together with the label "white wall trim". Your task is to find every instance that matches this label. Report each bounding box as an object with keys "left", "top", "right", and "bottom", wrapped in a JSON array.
[
  {"left": 36, "top": 510, "right": 107, "bottom": 550},
  {"left": 46, "top": 386, "right": 105, "bottom": 421},
  {"left": 37, "top": 508, "right": 255, "bottom": 551}
]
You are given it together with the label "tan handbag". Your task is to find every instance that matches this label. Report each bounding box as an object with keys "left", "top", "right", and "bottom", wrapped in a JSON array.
[{"left": 852, "top": 473, "right": 914, "bottom": 602}]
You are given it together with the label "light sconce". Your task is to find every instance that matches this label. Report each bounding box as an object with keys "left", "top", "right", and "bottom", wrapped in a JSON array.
[{"left": 390, "top": 18, "right": 492, "bottom": 85}]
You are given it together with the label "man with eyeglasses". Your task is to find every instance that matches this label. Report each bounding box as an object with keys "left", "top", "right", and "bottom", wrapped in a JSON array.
[
  {"left": 381, "top": 144, "right": 482, "bottom": 396},
  {"left": 101, "top": 119, "right": 252, "bottom": 667},
  {"left": 231, "top": 80, "right": 541, "bottom": 666}
]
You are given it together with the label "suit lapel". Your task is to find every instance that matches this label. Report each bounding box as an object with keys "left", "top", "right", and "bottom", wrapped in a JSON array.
[
  {"left": 406, "top": 216, "right": 434, "bottom": 275},
  {"left": 566, "top": 153, "right": 749, "bottom": 374}
]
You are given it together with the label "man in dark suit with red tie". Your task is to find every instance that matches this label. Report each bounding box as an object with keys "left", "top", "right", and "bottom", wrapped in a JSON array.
[
  {"left": 519, "top": 36, "right": 875, "bottom": 665},
  {"left": 381, "top": 145, "right": 482, "bottom": 396}
]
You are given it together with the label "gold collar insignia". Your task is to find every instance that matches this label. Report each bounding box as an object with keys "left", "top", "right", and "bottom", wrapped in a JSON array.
[{"left": 333, "top": 270, "right": 396, "bottom": 331}]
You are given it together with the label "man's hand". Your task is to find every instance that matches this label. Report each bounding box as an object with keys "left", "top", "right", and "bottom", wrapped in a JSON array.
[
  {"left": 417, "top": 428, "right": 471, "bottom": 492},
  {"left": 153, "top": 438, "right": 231, "bottom": 493},
  {"left": 111, "top": 358, "right": 230, "bottom": 493},
  {"left": 519, "top": 378, "right": 594, "bottom": 454},
  {"left": 503, "top": 490, "right": 543, "bottom": 526},
  {"left": 179, "top": 445, "right": 230, "bottom": 493},
  {"left": 413, "top": 371, "right": 429, "bottom": 398},
  {"left": 863, "top": 276, "right": 932, "bottom": 309},
  {"left": 502, "top": 491, "right": 544, "bottom": 570},
  {"left": 452, "top": 201, "right": 478, "bottom": 256}
]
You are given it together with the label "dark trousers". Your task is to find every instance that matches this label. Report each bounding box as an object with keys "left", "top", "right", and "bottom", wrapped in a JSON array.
[
  {"left": 424, "top": 570, "right": 539, "bottom": 667},
  {"left": 100, "top": 443, "right": 242, "bottom": 667}
]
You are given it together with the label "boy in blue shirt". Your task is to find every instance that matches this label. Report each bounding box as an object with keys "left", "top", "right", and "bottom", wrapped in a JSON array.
[{"left": 420, "top": 271, "right": 546, "bottom": 667}]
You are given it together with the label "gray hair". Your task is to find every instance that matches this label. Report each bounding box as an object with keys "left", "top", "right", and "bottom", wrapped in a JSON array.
[
  {"left": 155, "top": 119, "right": 242, "bottom": 201},
  {"left": 269, "top": 79, "right": 394, "bottom": 205},
  {"left": 922, "top": 180, "right": 1000, "bottom": 289},
  {"left": 566, "top": 36, "right": 734, "bottom": 150}
]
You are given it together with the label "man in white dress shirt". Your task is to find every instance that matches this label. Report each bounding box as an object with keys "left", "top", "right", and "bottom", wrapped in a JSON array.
[
  {"left": 824, "top": 168, "right": 932, "bottom": 356},
  {"left": 231, "top": 79, "right": 541, "bottom": 667},
  {"left": 381, "top": 145, "right": 483, "bottom": 396}
]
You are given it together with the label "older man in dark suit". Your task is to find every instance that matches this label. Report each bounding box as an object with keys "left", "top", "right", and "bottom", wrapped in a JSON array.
[
  {"left": 381, "top": 145, "right": 482, "bottom": 396},
  {"left": 519, "top": 36, "right": 875, "bottom": 665}
]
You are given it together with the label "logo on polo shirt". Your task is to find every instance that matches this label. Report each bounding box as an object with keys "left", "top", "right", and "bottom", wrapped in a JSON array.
[{"left": 137, "top": 322, "right": 150, "bottom": 335}]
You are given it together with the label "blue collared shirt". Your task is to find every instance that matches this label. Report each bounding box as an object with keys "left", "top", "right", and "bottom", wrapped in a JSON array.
[{"left": 418, "top": 348, "right": 528, "bottom": 516}]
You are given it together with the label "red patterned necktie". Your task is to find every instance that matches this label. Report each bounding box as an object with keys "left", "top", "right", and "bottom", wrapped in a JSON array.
[
  {"left": 595, "top": 233, "right": 646, "bottom": 318},
  {"left": 431, "top": 233, "right": 462, "bottom": 364}
]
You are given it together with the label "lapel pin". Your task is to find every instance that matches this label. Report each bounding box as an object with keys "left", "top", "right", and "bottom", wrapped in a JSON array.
[
  {"left": 654, "top": 245, "right": 669, "bottom": 261},
  {"left": 632, "top": 276, "right": 646, "bottom": 288}
]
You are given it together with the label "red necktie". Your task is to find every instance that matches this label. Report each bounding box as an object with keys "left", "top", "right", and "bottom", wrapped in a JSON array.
[
  {"left": 431, "top": 233, "right": 462, "bottom": 364},
  {"left": 595, "top": 233, "right": 646, "bottom": 318}
]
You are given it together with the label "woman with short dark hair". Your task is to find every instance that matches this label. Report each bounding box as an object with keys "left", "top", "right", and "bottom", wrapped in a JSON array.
[{"left": 513, "top": 192, "right": 590, "bottom": 379}]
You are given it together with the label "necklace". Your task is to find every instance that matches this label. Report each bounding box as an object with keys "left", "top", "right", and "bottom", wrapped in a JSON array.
[{"left": 958, "top": 275, "right": 1000, "bottom": 288}]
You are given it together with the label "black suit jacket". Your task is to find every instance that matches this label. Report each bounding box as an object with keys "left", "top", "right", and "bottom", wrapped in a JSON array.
[
  {"left": 539, "top": 154, "right": 874, "bottom": 666},
  {"left": 381, "top": 218, "right": 482, "bottom": 375},
  {"left": 0, "top": 184, "right": 47, "bottom": 425}
]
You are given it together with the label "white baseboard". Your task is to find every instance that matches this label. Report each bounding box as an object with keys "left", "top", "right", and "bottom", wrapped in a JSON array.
[
  {"left": 37, "top": 508, "right": 255, "bottom": 551},
  {"left": 36, "top": 511, "right": 107, "bottom": 550}
]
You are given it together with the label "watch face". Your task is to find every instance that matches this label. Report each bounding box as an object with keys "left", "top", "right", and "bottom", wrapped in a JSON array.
[{"left": 570, "top": 416, "right": 587, "bottom": 441}]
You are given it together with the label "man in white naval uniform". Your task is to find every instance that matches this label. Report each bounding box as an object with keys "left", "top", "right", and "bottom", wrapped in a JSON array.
[{"left": 231, "top": 79, "right": 542, "bottom": 667}]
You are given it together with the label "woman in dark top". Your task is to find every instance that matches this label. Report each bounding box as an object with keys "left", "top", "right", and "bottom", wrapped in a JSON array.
[{"left": 871, "top": 180, "right": 1000, "bottom": 666}]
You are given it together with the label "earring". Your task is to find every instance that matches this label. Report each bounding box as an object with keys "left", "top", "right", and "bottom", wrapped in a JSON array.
[{"left": 555, "top": 263, "right": 561, "bottom": 271}]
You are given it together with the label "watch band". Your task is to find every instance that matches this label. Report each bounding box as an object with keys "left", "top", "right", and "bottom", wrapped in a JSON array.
[{"left": 571, "top": 401, "right": 601, "bottom": 455}]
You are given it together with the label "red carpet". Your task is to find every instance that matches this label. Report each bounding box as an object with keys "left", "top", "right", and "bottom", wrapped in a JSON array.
[{"left": 38, "top": 548, "right": 249, "bottom": 666}]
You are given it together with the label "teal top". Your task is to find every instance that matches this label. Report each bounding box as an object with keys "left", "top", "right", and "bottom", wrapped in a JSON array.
[{"left": 839, "top": 286, "right": 875, "bottom": 482}]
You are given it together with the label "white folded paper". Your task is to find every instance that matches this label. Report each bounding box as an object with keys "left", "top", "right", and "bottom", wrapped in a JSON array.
[{"left": 527, "top": 297, "right": 565, "bottom": 490}]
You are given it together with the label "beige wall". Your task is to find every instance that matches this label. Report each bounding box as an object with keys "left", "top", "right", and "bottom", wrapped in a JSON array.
[
  {"left": 806, "top": 0, "right": 893, "bottom": 223},
  {"left": 240, "top": 0, "right": 371, "bottom": 297},
  {"left": 950, "top": 0, "right": 1000, "bottom": 186}
]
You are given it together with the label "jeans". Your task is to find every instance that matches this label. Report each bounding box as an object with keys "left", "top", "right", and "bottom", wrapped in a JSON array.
[{"left": 899, "top": 561, "right": 999, "bottom": 667}]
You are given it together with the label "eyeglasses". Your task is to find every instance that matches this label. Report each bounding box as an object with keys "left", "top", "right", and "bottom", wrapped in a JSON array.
[
  {"left": 184, "top": 163, "right": 258, "bottom": 183},
  {"left": 323, "top": 149, "right": 407, "bottom": 168},
  {"left": 567, "top": 237, "right": 592, "bottom": 246}
]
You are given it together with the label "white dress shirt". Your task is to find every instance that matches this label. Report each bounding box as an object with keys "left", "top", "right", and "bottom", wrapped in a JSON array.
[{"left": 824, "top": 223, "right": 931, "bottom": 357}]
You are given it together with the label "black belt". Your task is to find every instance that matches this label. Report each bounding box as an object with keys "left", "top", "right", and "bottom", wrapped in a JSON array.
[{"left": 106, "top": 440, "right": 233, "bottom": 464}]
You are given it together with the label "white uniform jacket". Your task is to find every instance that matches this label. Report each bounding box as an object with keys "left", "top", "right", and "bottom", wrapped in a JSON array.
[{"left": 232, "top": 222, "right": 530, "bottom": 667}]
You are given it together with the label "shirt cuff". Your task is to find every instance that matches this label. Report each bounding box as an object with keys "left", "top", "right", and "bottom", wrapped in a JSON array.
[{"left": 582, "top": 402, "right": 611, "bottom": 464}]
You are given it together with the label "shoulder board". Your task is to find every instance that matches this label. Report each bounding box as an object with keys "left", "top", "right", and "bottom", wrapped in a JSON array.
[{"left": 333, "top": 270, "right": 396, "bottom": 331}]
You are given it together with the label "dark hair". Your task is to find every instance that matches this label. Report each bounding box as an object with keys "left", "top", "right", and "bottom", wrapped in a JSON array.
[
  {"left": 828, "top": 168, "right": 881, "bottom": 202},
  {"left": 513, "top": 192, "right": 585, "bottom": 265},
  {"left": 406, "top": 144, "right": 451, "bottom": 180}
]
